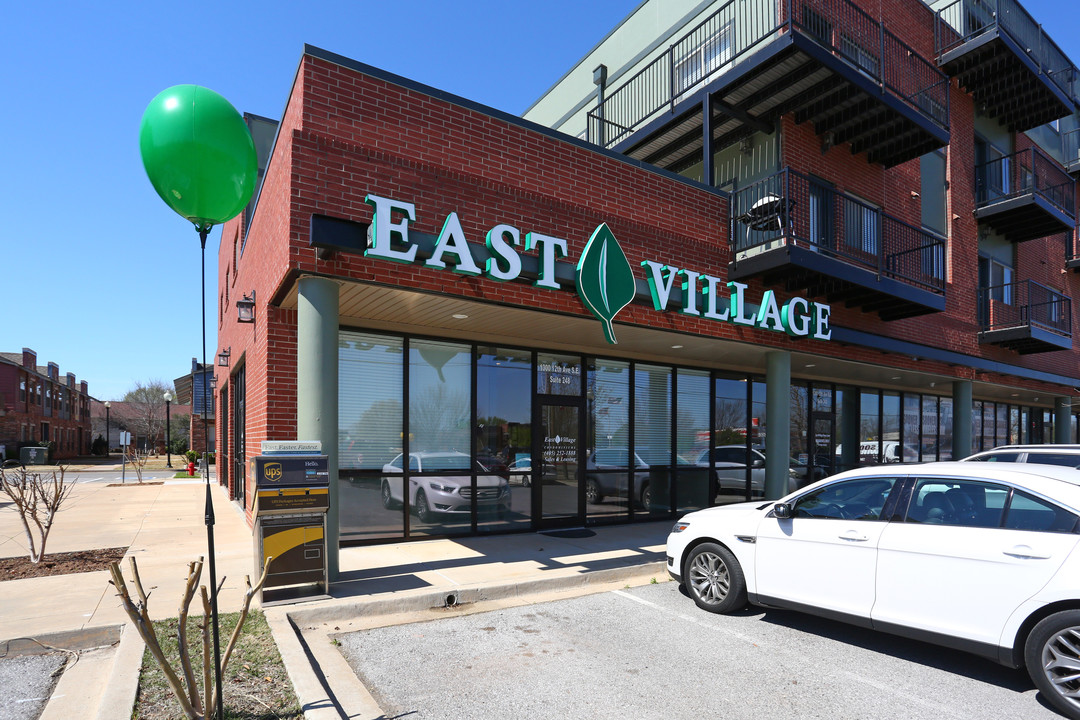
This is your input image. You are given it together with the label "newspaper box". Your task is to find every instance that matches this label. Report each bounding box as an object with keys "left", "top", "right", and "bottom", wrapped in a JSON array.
[{"left": 251, "top": 451, "right": 329, "bottom": 603}]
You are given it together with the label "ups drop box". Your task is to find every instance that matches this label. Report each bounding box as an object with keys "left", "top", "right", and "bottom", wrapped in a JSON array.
[
  {"left": 250, "top": 453, "right": 330, "bottom": 602},
  {"left": 251, "top": 455, "right": 329, "bottom": 514}
]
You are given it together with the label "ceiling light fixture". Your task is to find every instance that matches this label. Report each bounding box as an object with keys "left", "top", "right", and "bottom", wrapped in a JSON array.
[{"left": 452, "top": 313, "right": 469, "bottom": 319}]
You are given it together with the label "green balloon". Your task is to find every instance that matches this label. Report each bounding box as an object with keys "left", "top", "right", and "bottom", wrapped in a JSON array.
[{"left": 139, "top": 85, "right": 257, "bottom": 231}]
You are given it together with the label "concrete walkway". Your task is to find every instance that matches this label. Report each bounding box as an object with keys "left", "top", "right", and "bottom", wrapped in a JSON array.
[{"left": 0, "top": 479, "right": 670, "bottom": 718}]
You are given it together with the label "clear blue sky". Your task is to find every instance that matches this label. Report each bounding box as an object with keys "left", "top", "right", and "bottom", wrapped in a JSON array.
[
  {"left": 1, "top": 0, "right": 1075, "bottom": 401},
  {"left": 0, "top": 0, "right": 638, "bottom": 401}
]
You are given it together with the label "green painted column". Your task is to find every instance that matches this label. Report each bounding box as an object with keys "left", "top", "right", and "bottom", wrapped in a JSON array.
[
  {"left": 839, "top": 387, "right": 860, "bottom": 472},
  {"left": 1054, "top": 397, "right": 1071, "bottom": 444},
  {"left": 952, "top": 380, "right": 972, "bottom": 459},
  {"left": 765, "top": 351, "right": 790, "bottom": 499},
  {"left": 297, "top": 276, "right": 340, "bottom": 581}
]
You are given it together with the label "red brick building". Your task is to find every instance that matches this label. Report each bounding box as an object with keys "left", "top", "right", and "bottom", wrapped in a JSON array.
[
  {"left": 0, "top": 348, "right": 91, "bottom": 461},
  {"left": 214, "top": 0, "right": 1080, "bottom": 550}
]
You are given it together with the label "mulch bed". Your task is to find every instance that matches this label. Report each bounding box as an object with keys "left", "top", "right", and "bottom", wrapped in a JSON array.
[
  {"left": 106, "top": 481, "right": 164, "bottom": 487},
  {"left": 0, "top": 547, "right": 128, "bottom": 581}
]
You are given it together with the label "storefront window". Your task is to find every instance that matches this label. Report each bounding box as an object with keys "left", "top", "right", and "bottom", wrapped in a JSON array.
[
  {"left": 982, "top": 401, "right": 995, "bottom": 453},
  {"left": 939, "top": 397, "right": 953, "bottom": 460},
  {"left": 635, "top": 365, "right": 672, "bottom": 509},
  {"left": 339, "top": 331, "right": 404, "bottom": 542},
  {"left": 588, "top": 360, "right": 631, "bottom": 522},
  {"left": 902, "top": 394, "right": 919, "bottom": 462},
  {"left": 1011, "top": 407, "right": 1022, "bottom": 445},
  {"left": 410, "top": 339, "right": 472, "bottom": 537},
  {"left": 995, "top": 404, "right": 1008, "bottom": 447},
  {"left": 972, "top": 401, "right": 983, "bottom": 454},
  {"left": 674, "top": 369, "right": 709, "bottom": 514},
  {"left": 750, "top": 380, "right": 767, "bottom": 497},
  {"left": 883, "top": 391, "right": 900, "bottom": 462},
  {"left": 477, "top": 347, "right": 531, "bottom": 533},
  {"left": 790, "top": 383, "right": 809, "bottom": 470},
  {"left": 859, "top": 391, "right": 880, "bottom": 466},
  {"left": 921, "top": 395, "right": 939, "bottom": 461}
]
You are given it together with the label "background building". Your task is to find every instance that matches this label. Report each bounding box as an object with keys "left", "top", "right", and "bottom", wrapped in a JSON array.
[
  {"left": 0, "top": 348, "right": 91, "bottom": 461},
  {"left": 213, "top": 0, "right": 1080, "bottom": 547}
]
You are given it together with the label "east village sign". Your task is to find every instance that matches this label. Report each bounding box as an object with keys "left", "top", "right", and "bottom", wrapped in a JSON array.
[{"left": 358, "top": 194, "right": 832, "bottom": 345}]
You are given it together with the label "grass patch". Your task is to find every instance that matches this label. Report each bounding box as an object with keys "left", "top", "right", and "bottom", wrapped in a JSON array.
[
  {"left": 173, "top": 472, "right": 202, "bottom": 479},
  {"left": 134, "top": 609, "right": 302, "bottom": 719}
]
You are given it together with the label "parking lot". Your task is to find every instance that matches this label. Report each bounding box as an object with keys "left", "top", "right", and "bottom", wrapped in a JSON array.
[{"left": 336, "top": 582, "right": 1064, "bottom": 720}]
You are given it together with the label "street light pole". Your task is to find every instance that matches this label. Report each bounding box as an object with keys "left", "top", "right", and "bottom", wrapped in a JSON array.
[
  {"left": 164, "top": 391, "right": 174, "bottom": 468},
  {"left": 104, "top": 401, "right": 111, "bottom": 456}
]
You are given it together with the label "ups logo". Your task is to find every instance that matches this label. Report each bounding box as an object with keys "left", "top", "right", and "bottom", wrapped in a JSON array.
[{"left": 264, "top": 463, "right": 283, "bottom": 482}]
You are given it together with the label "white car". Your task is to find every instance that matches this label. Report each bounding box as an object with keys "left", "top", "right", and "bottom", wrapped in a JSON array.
[
  {"left": 381, "top": 451, "right": 510, "bottom": 522},
  {"left": 667, "top": 462, "right": 1080, "bottom": 719}
]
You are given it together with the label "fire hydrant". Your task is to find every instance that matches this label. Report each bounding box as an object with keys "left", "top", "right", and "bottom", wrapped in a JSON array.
[{"left": 187, "top": 461, "right": 196, "bottom": 477}]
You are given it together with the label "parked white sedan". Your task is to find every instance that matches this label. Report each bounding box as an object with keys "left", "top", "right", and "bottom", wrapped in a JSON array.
[{"left": 667, "top": 462, "right": 1080, "bottom": 719}]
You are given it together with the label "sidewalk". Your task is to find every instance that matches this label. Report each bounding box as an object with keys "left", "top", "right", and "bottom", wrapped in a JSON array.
[{"left": 0, "top": 480, "right": 670, "bottom": 718}]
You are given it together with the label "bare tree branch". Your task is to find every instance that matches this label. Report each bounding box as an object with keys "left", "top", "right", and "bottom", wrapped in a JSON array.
[{"left": 0, "top": 466, "right": 76, "bottom": 563}]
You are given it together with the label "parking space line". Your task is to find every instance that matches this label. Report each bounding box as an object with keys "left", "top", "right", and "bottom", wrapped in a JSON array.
[
  {"left": 612, "top": 589, "right": 761, "bottom": 645},
  {"left": 615, "top": 589, "right": 975, "bottom": 719}
]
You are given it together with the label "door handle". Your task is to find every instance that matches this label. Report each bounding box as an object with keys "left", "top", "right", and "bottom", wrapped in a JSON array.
[
  {"left": 1003, "top": 545, "right": 1052, "bottom": 560},
  {"left": 839, "top": 530, "right": 869, "bottom": 542}
]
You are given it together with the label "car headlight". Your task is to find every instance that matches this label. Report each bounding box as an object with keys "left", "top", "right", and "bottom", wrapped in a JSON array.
[
  {"left": 671, "top": 521, "right": 689, "bottom": 534},
  {"left": 429, "top": 482, "right": 457, "bottom": 493}
]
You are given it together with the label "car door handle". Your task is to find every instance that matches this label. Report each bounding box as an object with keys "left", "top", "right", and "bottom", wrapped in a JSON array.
[
  {"left": 839, "top": 530, "right": 869, "bottom": 542},
  {"left": 1003, "top": 545, "right": 1052, "bottom": 560}
]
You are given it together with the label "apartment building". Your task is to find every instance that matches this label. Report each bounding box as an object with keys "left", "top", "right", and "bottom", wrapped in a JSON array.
[{"left": 214, "top": 0, "right": 1080, "bottom": 545}]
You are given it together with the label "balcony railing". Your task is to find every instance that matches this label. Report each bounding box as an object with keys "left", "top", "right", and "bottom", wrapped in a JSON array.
[
  {"left": 730, "top": 168, "right": 946, "bottom": 294},
  {"left": 978, "top": 280, "right": 1072, "bottom": 336},
  {"left": 1064, "top": 128, "right": 1080, "bottom": 172},
  {"left": 935, "top": 0, "right": 1077, "bottom": 104},
  {"left": 587, "top": 0, "right": 949, "bottom": 149},
  {"left": 976, "top": 146, "right": 1075, "bottom": 217}
]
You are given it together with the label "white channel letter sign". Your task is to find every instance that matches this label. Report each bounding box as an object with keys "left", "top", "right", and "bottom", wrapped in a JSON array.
[{"left": 362, "top": 193, "right": 831, "bottom": 343}]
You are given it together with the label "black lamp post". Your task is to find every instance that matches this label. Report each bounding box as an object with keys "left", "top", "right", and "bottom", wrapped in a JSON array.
[
  {"left": 164, "top": 390, "right": 173, "bottom": 468},
  {"left": 104, "top": 401, "right": 111, "bottom": 456}
]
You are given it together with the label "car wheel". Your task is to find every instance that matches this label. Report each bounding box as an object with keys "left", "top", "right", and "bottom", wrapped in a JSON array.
[
  {"left": 1025, "top": 610, "right": 1080, "bottom": 719},
  {"left": 585, "top": 478, "right": 602, "bottom": 504},
  {"left": 380, "top": 481, "right": 397, "bottom": 509},
  {"left": 415, "top": 489, "right": 432, "bottom": 523},
  {"left": 684, "top": 542, "right": 747, "bottom": 614},
  {"left": 640, "top": 482, "right": 651, "bottom": 511},
  {"left": 521, "top": 474, "right": 531, "bottom": 488}
]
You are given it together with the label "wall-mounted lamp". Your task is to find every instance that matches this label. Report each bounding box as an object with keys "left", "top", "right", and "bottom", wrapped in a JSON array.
[
  {"left": 236, "top": 290, "right": 256, "bottom": 324},
  {"left": 217, "top": 347, "right": 231, "bottom": 367}
]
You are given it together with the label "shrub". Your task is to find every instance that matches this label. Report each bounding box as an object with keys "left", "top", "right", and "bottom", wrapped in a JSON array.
[
  {"left": 91, "top": 435, "right": 108, "bottom": 456},
  {"left": 185, "top": 450, "right": 199, "bottom": 463},
  {"left": 207, "top": 452, "right": 215, "bottom": 465},
  {"left": 169, "top": 438, "right": 188, "bottom": 455}
]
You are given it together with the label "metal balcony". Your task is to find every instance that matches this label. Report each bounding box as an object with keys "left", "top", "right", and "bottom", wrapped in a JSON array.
[
  {"left": 935, "top": 0, "right": 1078, "bottom": 132},
  {"left": 587, "top": 0, "right": 949, "bottom": 172},
  {"left": 729, "top": 168, "right": 946, "bottom": 320},
  {"left": 978, "top": 280, "right": 1072, "bottom": 353},
  {"left": 975, "top": 146, "right": 1076, "bottom": 243}
]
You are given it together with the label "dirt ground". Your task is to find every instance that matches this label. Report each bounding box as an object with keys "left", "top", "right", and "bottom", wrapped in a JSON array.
[{"left": 0, "top": 547, "right": 128, "bottom": 581}]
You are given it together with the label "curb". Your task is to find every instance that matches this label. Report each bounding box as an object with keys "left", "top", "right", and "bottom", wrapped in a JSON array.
[
  {"left": 288, "top": 560, "right": 668, "bottom": 627},
  {"left": 0, "top": 625, "right": 122, "bottom": 658}
]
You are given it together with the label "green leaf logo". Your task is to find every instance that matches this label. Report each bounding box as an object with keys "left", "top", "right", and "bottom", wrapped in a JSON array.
[{"left": 576, "top": 223, "right": 636, "bottom": 344}]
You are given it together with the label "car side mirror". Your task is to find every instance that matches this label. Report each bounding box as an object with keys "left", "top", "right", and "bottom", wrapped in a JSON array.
[
  {"left": 752, "top": 457, "right": 765, "bottom": 468},
  {"left": 773, "top": 503, "right": 792, "bottom": 519}
]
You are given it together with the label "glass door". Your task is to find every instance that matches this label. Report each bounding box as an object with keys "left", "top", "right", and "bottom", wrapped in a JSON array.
[
  {"left": 536, "top": 401, "right": 583, "bottom": 528},
  {"left": 232, "top": 365, "right": 246, "bottom": 508}
]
